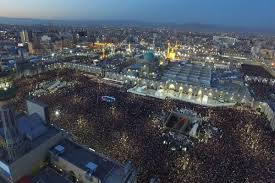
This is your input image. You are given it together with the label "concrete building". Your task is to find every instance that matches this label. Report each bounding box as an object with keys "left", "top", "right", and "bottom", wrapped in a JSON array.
[
  {"left": 0, "top": 98, "right": 65, "bottom": 183},
  {"left": 20, "top": 31, "right": 30, "bottom": 44},
  {"left": 260, "top": 49, "right": 275, "bottom": 59},
  {"left": 161, "top": 63, "right": 212, "bottom": 87},
  {"left": 49, "top": 139, "right": 137, "bottom": 183},
  {"left": 0, "top": 96, "right": 138, "bottom": 183},
  {"left": 254, "top": 101, "right": 275, "bottom": 131},
  {"left": 32, "top": 167, "right": 72, "bottom": 183},
  {"left": 213, "top": 36, "right": 237, "bottom": 47},
  {"left": 26, "top": 99, "right": 49, "bottom": 125},
  {"left": 0, "top": 101, "right": 26, "bottom": 162},
  {"left": 0, "top": 96, "right": 137, "bottom": 183},
  {"left": 6, "top": 126, "right": 64, "bottom": 182}
]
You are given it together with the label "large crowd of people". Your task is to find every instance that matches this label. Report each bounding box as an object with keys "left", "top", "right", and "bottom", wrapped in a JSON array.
[
  {"left": 247, "top": 81, "right": 275, "bottom": 101},
  {"left": 14, "top": 69, "right": 275, "bottom": 183},
  {"left": 242, "top": 64, "right": 275, "bottom": 102},
  {"left": 241, "top": 64, "right": 274, "bottom": 79}
]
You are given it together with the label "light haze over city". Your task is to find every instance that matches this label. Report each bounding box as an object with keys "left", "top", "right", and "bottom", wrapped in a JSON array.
[{"left": 1, "top": 0, "right": 275, "bottom": 28}]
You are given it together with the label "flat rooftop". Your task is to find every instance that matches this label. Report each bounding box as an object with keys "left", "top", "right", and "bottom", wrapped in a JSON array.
[
  {"left": 50, "top": 139, "right": 122, "bottom": 181},
  {"left": 26, "top": 98, "right": 48, "bottom": 108},
  {"left": 0, "top": 125, "right": 60, "bottom": 164},
  {"left": 32, "top": 167, "right": 71, "bottom": 183},
  {"left": 161, "top": 63, "right": 212, "bottom": 87},
  {"left": 128, "top": 87, "right": 236, "bottom": 107},
  {"left": 31, "top": 125, "right": 60, "bottom": 149}
]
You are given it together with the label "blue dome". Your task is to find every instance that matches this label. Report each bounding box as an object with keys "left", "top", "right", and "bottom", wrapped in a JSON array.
[{"left": 144, "top": 51, "right": 155, "bottom": 63}]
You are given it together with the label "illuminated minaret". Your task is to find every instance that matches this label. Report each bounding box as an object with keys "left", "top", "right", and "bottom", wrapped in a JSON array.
[
  {"left": 166, "top": 42, "right": 176, "bottom": 61},
  {"left": 20, "top": 30, "right": 30, "bottom": 43},
  {"left": 167, "top": 42, "right": 171, "bottom": 57},
  {"left": 101, "top": 48, "right": 106, "bottom": 60},
  {"left": 128, "top": 43, "right": 132, "bottom": 53},
  {"left": 0, "top": 97, "right": 25, "bottom": 161}
]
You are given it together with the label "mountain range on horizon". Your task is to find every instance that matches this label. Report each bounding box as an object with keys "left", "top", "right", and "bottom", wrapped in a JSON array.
[{"left": 0, "top": 16, "right": 274, "bottom": 35}]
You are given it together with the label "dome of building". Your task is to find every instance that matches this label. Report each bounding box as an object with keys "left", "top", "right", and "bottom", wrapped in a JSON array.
[{"left": 144, "top": 51, "right": 155, "bottom": 63}]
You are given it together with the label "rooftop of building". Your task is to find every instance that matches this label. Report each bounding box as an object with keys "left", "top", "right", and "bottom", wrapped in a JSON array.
[
  {"left": 49, "top": 139, "right": 125, "bottom": 182},
  {"left": 30, "top": 124, "right": 60, "bottom": 150},
  {"left": 26, "top": 98, "right": 48, "bottom": 108},
  {"left": 0, "top": 121, "right": 60, "bottom": 164},
  {"left": 128, "top": 63, "right": 143, "bottom": 70},
  {"left": 161, "top": 63, "right": 212, "bottom": 87},
  {"left": 144, "top": 51, "right": 155, "bottom": 63},
  {"left": 32, "top": 167, "right": 71, "bottom": 183},
  {"left": 17, "top": 113, "right": 48, "bottom": 140}
]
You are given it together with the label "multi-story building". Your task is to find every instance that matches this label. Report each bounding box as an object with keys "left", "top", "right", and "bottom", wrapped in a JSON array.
[
  {"left": 213, "top": 36, "right": 237, "bottom": 47},
  {"left": 0, "top": 98, "right": 65, "bottom": 183},
  {"left": 260, "top": 49, "right": 275, "bottom": 59},
  {"left": 20, "top": 31, "right": 30, "bottom": 44},
  {"left": 0, "top": 94, "right": 137, "bottom": 183},
  {"left": 49, "top": 139, "right": 137, "bottom": 183}
]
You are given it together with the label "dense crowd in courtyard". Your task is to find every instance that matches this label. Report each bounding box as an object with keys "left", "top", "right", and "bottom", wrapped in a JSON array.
[{"left": 13, "top": 69, "right": 275, "bottom": 183}]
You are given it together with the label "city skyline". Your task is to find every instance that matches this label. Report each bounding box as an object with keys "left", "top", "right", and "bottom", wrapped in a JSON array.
[
  {"left": 1, "top": 0, "right": 275, "bottom": 29},
  {"left": 0, "top": 4, "right": 275, "bottom": 182}
]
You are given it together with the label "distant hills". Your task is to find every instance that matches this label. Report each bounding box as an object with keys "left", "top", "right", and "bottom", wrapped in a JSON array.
[{"left": 0, "top": 16, "right": 274, "bottom": 35}]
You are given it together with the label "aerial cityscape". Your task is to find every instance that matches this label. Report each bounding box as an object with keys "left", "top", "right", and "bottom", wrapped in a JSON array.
[{"left": 0, "top": 0, "right": 275, "bottom": 183}]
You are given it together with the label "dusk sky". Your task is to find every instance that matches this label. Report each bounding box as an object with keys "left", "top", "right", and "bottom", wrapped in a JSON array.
[{"left": 1, "top": 0, "right": 275, "bottom": 28}]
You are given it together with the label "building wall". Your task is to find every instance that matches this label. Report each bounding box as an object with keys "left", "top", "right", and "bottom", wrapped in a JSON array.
[
  {"left": 26, "top": 100, "right": 49, "bottom": 124},
  {"left": 260, "top": 49, "right": 274, "bottom": 59},
  {"left": 252, "top": 101, "right": 275, "bottom": 131},
  {"left": 106, "top": 72, "right": 250, "bottom": 103},
  {"left": 263, "top": 105, "right": 275, "bottom": 131},
  {"left": 9, "top": 131, "right": 64, "bottom": 182},
  {"left": 51, "top": 156, "right": 100, "bottom": 183}
]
